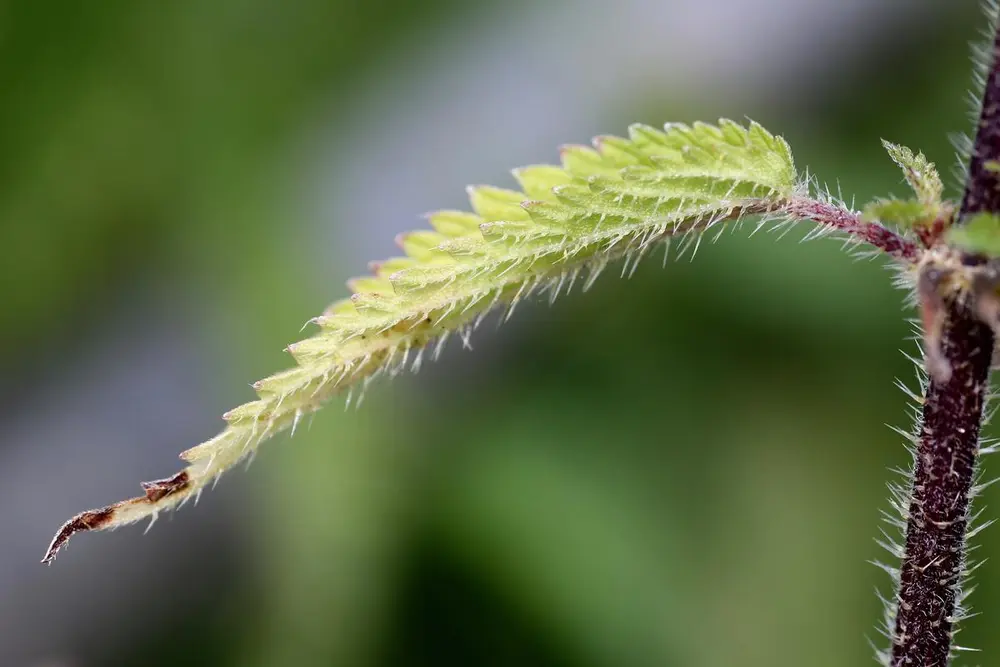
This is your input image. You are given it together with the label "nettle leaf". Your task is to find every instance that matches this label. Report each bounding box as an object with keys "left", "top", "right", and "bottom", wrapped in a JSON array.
[
  {"left": 946, "top": 212, "right": 1000, "bottom": 257},
  {"left": 862, "top": 198, "right": 937, "bottom": 229},
  {"left": 44, "top": 119, "right": 799, "bottom": 563},
  {"left": 881, "top": 140, "right": 944, "bottom": 207}
]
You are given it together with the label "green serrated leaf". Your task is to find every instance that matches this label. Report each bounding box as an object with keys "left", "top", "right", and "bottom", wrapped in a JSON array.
[
  {"left": 42, "top": 119, "right": 799, "bottom": 563},
  {"left": 881, "top": 140, "right": 943, "bottom": 206},
  {"left": 862, "top": 198, "right": 936, "bottom": 228},
  {"left": 946, "top": 212, "right": 1000, "bottom": 257}
]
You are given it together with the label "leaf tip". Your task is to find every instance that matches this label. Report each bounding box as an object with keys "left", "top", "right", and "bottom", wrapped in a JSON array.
[{"left": 42, "top": 506, "right": 116, "bottom": 565}]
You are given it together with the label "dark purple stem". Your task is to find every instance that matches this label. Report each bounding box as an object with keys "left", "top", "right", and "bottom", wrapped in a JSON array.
[
  {"left": 783, "top": 197, "right": 921, "bottom": 263},
  {"left": 888, "top": 20, "right": 1000, "bottom": 667},
  {"left": 889, "top": 314, "right": 991, "bottom": 666}
]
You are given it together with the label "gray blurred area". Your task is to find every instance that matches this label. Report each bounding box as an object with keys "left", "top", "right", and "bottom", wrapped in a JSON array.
[{"left": 0, "top": 1, "right": 983, "bottom": 666}]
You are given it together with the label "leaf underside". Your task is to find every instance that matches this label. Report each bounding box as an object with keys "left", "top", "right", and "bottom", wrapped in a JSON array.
[{"left": 43, "top": 119, "right": 798, "bottom": 563}]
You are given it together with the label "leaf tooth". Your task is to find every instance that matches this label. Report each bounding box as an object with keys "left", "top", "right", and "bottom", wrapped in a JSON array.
[
  {"left": 771, "top": 141, "right": 794, "bottom": 170},
  {"left": 180, "top": 431, "right": 231, "bottom": 465},
  {"left": 627, "top": 123, "right": 669, "bottom": 150},
  {"left": 252, "top": 367, "right": 310, "bottom": 398},
  {"left": 551, "top": 182, "right": 594, "bottom": 205},
  {"left": 350, "top": 291, "right": 400, "bottom": 317},
  {"left": 691, "top": 121, "right": 725, "bottom": 142},
  {"left": 717, "top": 118, "right": 749, "bottom": 146},
  {"left": 285, "top": 333, "right": 342, "bottom": 363},
  {"left": 662, "top": 120, "right": 691, "bottom": 134},
  {"left": 346, "top": 275, "right": 394, "bottom": 295},
  {"left": 312, "top": 311, "right": 365, "bottom": 334},
  {"left": 512, "top": 165, "right": 571, "bottom": 201},
  {"left": 592, "top": 135, "right": 645, "bottom": 167},
  {"left": 559, "top": 144, "right": 619, "bottom": 179},
  {"left": 521, "top": 199, "right": 575, "bottom": 228},
  {"left": 222, "top": 400, "right": 269, "bottom": 426},
  {"left": 677, "top": 141, "right": 722, "bottom": 169},
  {"left": 467, "top": 185, "right": 530, "bottom": 221},
  {"left": 661, "top": 121, "right": 695, "bottom": 147},
  {"left": 371, "top": 257, "right": 417, "bottom": 278},
  {"left": 747, "top": 121, "right": 776, "bottom": 151},
  {"left": 396, "top": 230, "right": 451, "bottom": 259},
  {"left": 425, "top": 210, "right": 483, "bottom": 237}
]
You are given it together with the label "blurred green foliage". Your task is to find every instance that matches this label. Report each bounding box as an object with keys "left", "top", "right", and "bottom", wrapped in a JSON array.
[{"left": 9, "top": 2, "right": 1000, "bottom": 667}]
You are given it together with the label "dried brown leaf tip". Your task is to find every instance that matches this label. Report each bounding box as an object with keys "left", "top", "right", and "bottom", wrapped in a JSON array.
[{"left": 42, "top": 471, "right": 190, "bottom": 565}]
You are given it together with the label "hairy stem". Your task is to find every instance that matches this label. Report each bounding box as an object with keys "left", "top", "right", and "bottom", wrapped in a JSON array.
[
  {"left": 783, "top": 197, "right": 920, "bottom": 262},
  {"left": 888, "top": 20, "right": 1000, "bottom": 667},
  {"left": 889, "top": 310, "right": 991, "bottom": 665}
]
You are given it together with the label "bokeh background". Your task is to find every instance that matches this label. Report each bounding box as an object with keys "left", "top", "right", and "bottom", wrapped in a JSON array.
[{"left": 2, "top": 1, "right": 998, "bottom": 665}]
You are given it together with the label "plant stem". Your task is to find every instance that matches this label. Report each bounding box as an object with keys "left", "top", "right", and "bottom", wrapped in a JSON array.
[
  {"left": 782, "top": 197, "right": 920, "bottom": 262},
  {"left": 889, "top": 311, "right": 991, "bottom": 665},
  {"left": 888, "top": 19, "right": 1000, "bottom": 667}
]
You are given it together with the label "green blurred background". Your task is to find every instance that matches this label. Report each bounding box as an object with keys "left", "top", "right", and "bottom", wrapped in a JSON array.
[{"left": 3, "top": 1, "right": 998, "bottom": 666}]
